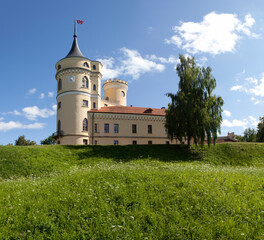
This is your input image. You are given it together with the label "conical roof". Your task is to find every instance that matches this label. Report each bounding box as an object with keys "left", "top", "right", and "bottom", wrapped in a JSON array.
[{"left": 65, "top": 34, "right": 85, "bottom": 58}]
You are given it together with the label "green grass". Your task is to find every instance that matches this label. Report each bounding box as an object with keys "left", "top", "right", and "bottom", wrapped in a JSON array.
[{"left": 1, "top": 144, "right": 264, "bottom": 239}]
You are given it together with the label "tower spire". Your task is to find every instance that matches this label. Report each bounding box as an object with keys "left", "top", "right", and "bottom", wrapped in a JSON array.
[{"left": 65, "top": 18, "right": 84, "bottom": 58}]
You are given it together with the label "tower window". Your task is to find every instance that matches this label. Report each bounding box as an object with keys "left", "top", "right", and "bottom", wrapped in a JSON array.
[
  {"left": 58, "top": 102, "right": 61, "bottom": 109},
  {"left": 83, "top": 62, "right": 89, "bottom": 68},
  {"left": 132, "top": 124, "right": 137, "bottom": 134},
  {"left": 58, "top": 120, "right": 61, "bottom": 133},
  {"left": 83, "top": 118, "right": 88, "bottom": 131},
  {"left": 93, "top": 65, "right": 96, "bottom": 70},
  {"left": 114, "top": 140, "right": 118, "bottom": 145},
  {"left": 82, "top": 76, "right": 89, "bottom": 88},
  {"left": 93, "top": 84, "right": 96, "bottom": 91},
  {"left": 82, "top": 100, "right": 88, "bottom": 107},
  {"left": 114, "top": 124, "right": 119, "bottom": 133},
  {"left": 93, "top": 102, "right": 96, "bottom": 109},
  {"left": 121, "top": 91, "right": 125, "bottom": 97},
  {"left": 148, "top": 125, "right": 152, "bottom": 134},
  {"left": 58, "top": 65, "right": 61, "bottom": 70},
  {"left": 104, "top": 123, "right": 109, "bottom": 133},
  {"left": 58, "top": 79, "right": 62, "bottom": 91}
]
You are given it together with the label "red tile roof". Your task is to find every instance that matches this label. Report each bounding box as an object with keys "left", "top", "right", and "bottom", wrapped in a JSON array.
[{"left": 89, "top": 106, "right": 166, "bottom": 116}]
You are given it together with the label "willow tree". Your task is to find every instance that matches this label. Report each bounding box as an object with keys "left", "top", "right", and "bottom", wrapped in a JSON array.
[{"left": 165, "top": 55, "right": 223, "bottom": 147}]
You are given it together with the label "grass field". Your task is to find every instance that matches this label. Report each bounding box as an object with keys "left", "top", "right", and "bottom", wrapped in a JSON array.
[{"left": 1, "top": 143, "right": 264, "bottom": 239}]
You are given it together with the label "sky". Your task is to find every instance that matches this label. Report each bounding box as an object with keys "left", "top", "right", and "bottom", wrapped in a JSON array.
[{"left": 0, "top": 0, "right": 264, "bottom": 145}]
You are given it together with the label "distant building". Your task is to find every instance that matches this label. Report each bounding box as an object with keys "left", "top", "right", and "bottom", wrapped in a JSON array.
[
  {"left": 54, "top": 21, "right": 177, "bottom": 145},
  {"left": 216, "top": 132, "right": 238, "bottom": 143}
]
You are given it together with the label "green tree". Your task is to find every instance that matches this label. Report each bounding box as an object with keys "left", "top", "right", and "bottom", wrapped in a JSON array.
[
  {"left": 242, "top": 128, "right": 256, "bottom": 142},
  {"left": 256, "top": 116, "right": 264, "bottom": 142},
  {"left": 165, "top": 55, "right": 224, "bottom": 147},
  {"left": 15, "top": 135, "right": 36, "bottom": 146},
  {"left": 40, "top": 135, "right": 56, "bottom": 145}
]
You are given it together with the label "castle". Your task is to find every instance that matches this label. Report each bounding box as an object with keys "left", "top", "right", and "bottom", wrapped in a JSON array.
[{"left": 55, "top": 22, "right": 176, "bottom": 145}]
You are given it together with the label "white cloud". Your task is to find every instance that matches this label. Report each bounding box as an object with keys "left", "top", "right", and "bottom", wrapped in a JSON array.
[
  {"left": 249, "top": 115, "right": 259, "bottom": 127},
  {"left": 97, "top": 48, "right": 165, "bottom": 80},
  {"left": 40, "top": 93, "right": 45, "bottom": 99},
  {"left": 28, "top": 88, "right": 36, "bottom": 94},
  {"left": 165, "top": 12, "right": 259, "bottom": 55},
  {"left": 22, "top": 106, "right": 56, "bottom": 121},
  {"left": 146, "top": 54, "right": 179, "bottom": 64},
  {"left": 230, "top": 85, "right": 245, "bottom": 92},
  {"left": 0, "top": 117, "right": 3, "bottom": 120},
  {"left": 48, "top": 92, "right": 54, "bottom": 98},
  {"left": 246, "top": 77, "right": 258, "bottom": 85},
  {"left": 2, "top": 110, "right": 21, "bottom": 116},
  {"left": 222, "top": 119, "right": 248, "bottom": 128},
  {"left": 52, "top": 104, "right": 57, "bottom": 111},
  {"left": 0, "top": 121, "right": 44, "bottom": 132},
  {"left": 223, "top": 110, "right": 231, "bottom": 117}
]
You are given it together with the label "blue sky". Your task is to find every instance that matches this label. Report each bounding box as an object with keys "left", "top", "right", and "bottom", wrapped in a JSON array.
[{"left": 1, "top": 0, "right": 264, "bottom": 144}]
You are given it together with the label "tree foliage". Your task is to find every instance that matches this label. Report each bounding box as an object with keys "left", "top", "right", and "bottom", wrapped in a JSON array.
[
  {"left": 165, "top": 55, "right": 224, "bottom": 147},
  {"left": 15, "top": 135, "right": 36, "bottom": 146},
  {"left": 242, "top": 128, "right": 256, "bottom": 142},
  {"left": 256, "top": 116, "right": 264, "bottom": 142},
  {"left": 40, "top": 135, "right": 56, "bottom": 145}
]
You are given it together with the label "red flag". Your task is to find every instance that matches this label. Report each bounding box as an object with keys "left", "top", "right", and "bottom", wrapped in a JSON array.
[{"left": 77, "top": 20, "right": 84, "bottom": 24}]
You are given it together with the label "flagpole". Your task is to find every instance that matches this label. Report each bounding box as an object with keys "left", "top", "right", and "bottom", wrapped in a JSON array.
[{"left": 74, "top": 17, "right": 76, "bottom": 37}]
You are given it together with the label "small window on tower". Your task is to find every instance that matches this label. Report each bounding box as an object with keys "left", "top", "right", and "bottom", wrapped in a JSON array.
[
  {"left": 58, "top": 79, "right": 62, "bottom": 91},
  {"left": 93, "top": 102, "right": 96, "bottom": 109},
  {"left": 93, "top": 84, "right": 96, "bottom": 91},
  {"left": 82, "top": 76, "right": 89, "bottom": 88},
  {"left": 58, "top": 65, "right": 61, "bottom": 70},
  {"left": 82, "top": 100, "right": 88, "bottom": 107},
  {"left": 93, "top": 65, "right": 96, "bottom": 70},
  {"left": 83, "top": 62, "right": 89, "bottom": 68},
  {"left": 121, "top": 91, "right": 125, "bottom": 97},
  {"left": 83, "top": 118, "right": 88, "bottom": 131},
  {"left": 58, "top": 102, "right": 61, "bottom": 109}
]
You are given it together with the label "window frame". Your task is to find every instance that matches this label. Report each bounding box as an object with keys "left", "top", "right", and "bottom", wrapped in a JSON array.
[
  {"left": 58, "top": 79, "right": 62, "bottom": 91},
  {"left": 114, "top": 140, "right": 118, "bottom": 145},
  {"left": 132, "top": 124, "right": 137, "bottom": 134},
  {"left": 82, "top": 100, "right": 88, "bottom": 107},
  {"left": 83, "top": 118, "right": 88, "bottom": 131},
  {"left": 104, "top": 123, "right": 109, "bottom": 133},
  {"left": 82, "top": 76, "right": 89, "bottom": 88},
  {"left": 94, "top": 123, "right": 98, "bottom": 133},
  {"left": 148, "top": 125, "right": 152, "bottom": 134},
  {"left": 114, "top": 124, "right": 119, "bottom": 133}
]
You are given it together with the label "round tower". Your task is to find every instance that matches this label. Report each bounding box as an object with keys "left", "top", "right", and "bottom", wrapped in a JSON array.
[
  {"left": 103, "top": 79, "right": 128, "bottom": 106},
  {"left": 55, "top": 20, "right": 102, "bottom": 145}
]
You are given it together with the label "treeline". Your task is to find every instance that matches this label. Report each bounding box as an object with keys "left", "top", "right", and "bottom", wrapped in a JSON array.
[{"left": 236, "top": 116, "right": 264, "bottom": 142}]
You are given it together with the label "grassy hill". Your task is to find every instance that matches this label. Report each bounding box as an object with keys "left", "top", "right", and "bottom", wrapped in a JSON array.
[{"left": 1, "top": 143, "right": 264, "bottom": 239}]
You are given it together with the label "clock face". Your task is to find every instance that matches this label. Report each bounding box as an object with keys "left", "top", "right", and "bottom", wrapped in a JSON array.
[{"left": 68, "top": 75, "right": 75, "bottom": 83}]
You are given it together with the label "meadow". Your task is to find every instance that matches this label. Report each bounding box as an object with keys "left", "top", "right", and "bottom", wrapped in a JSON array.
[{"left": 0, "top": 143, "right": 264, "bottom": 239}]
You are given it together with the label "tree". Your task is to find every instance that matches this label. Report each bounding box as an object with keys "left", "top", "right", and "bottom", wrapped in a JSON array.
[
  {"left": 256, "top": 116, "right": 264, "bottom": 142},
  {"left": 165, "top": 55, "right": 224, "bottom": 147},
  {"left": 242, "top": 128, "right": 256, "bottom": 142},
  {"left": 15, "top": 135, "right": 36, "bottom": 146},
  {"left": 40, "top": 135, "right": 56, "bottom": 145}
]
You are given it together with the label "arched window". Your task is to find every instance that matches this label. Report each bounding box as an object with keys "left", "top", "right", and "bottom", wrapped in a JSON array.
[
  {"left": 83, "top": 62, "right": 89, "bottom": 68},
  {"left": 82, "top": 76, "right": 88, "bottom": 88},
  {"left": 93, "top": 65, "right": 96, "bottom": 70},
  {"left": 58, "top": 120, "right": 61, "bottom": 133},
  {"left": 58, "top": 65, "right": 61, "bottom": 70},
  {"left": 58, "top": 79, "right": 62, "bottom": 91},
  {"left": 83, "top": 118, "right": 88, "bottom": 131},
  {"left": 93, "top": 84, "right": 96, "bottom": 91}
]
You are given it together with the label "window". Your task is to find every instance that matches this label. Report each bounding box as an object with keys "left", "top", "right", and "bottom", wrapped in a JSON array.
[
  {"left": 94, "top": 140, "right": 97, "bottom": 145},
  {"left": 132, "top": 124, "right": 137, "bottom": 133},
  {"left": 82, "top": 100, "right": 88, "bottom": 107},
  {"left": 114, "top": 124, "right": 119, "bottom": 133},
  {"left": 83, "top": 118, "right": 88, "bottom": 131},
  {"left": 93, "top": 102, "right": 96, "bottom": 109},
  {"left": 114, "top": 140, "right": 118, "bottom": 145},
  {"left": 58, "top": 65, "right": 61, "bottom": 70},
  {"left": 58, "top": 120, "right": 61, "bottom": 133},
  {"left": 121, "top": 91, "right": 125, "bottom": 97},
  {"left": 94, "top": 123, "right": 97, "bottom": 133},
  {"left": 93, "top": 65, "right": 96, "bottom": 70},
  {"left": 83, "top": 139, "right": 88, "bottom": 145},
  {"left": 105, "top": 97, "right": 109, "bottom": 100},
  {"left": 83, "top": 62, "right": 89, "bottom": 68},
  {"left": 93, "top": 84, "right": 96, "bottom": 91},
  {"left": 58, "top": 79, "right": 62, "bottom": 91},
  {"left": 58, "top": 141, "right": 60, "bottom": 145},
  {"left": 82, "top": 76, "right": 89, "bottom": 88},
  {"left": 166, "top": 141, "right": 170, "bottom": 145},
  {"left": 104, "top": 104, "right": 108, "bottom": 106},
  {"left": 165, "top": 128, "right": 168, "bottom": 134},
  {"left": 148, "top": 125, "right": 152, "bottom": 134},
  {"left": 132, "top": 140, "right": 137, "bottom": 145},
  {"left": 148, "top": 141, "right": 152, "bottom": 145},
  {"left": 104, "top": 123, "right": 109, "bottom": 133},
  {"left": 58, "top": 102, "right": 61, "bottom": 109}
]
